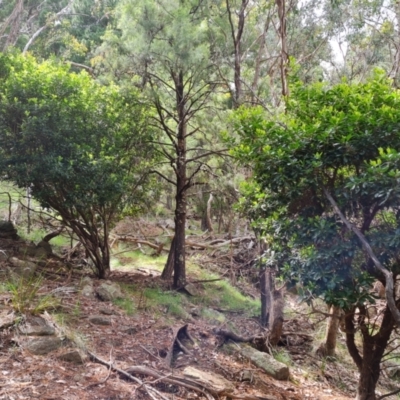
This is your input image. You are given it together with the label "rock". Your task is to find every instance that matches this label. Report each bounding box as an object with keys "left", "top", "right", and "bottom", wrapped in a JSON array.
[
  {"left": 121, "top": 326, "right": 138, "bottom": 335},
  {"left": 58, "top": 350, "right": 85, "bottom": 364},
  {"left": 89, "top": 315, "right": 112, "bottom": 325},
  {"left": 18, "top": 316, "right": 55, "bottom": 336},
  {"left": 239, "top": 370, "right": 253, "bottom": 382},
  {"left": 80, "top": 277, "right": 93, "bottom": 287},
  {"left": 190, "top": 307, "right": 200, "bottom": 317},
  {"left": 96, "top": 281, "right": 123, "bottom": 301},
  {"left": 0, "top": 311, "right": 16, "bottom": 330},
  {"left": 36, "top": 240, "right": 52, "bottom": 256},
  {"left": 0, "top": 221, "right": 18, "bottom": 239},
  {"left": 17, "top": 244, "right": 38, "bottom": 258},
  {"left": 26, "top": 337, "right": 63, "bottom": 355},
  {"left": 9, "top": 257, "right": 37, "bottom": 277},
  {"left": 182, "top": 366, "right": 234, "bottom": 395},
  {"left": 183, "top": 283, "right": 199, "bottom": 296},
  {"left": 237, "top": 345, "right": 289, "bottom": 381},
  {"left": 81, "top": 284, "right": 94, "bottom": 298},
  {"left": 99, "top": 307, "right": 114, "bottom": 315},
  {"left": 0, "top": 250, "right": 8, "bottom": 262}
]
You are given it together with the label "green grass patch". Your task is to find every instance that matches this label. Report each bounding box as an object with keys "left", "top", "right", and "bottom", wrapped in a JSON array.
[
  {"left": 143, "top": 287, "right": 189, "bottom": 319},
  {"left": 193, "top": 269, "right": 260, "bottom": 315},
  {"left": 113, "top": 297, "right": 135, "bottom": 315},
  {"left": 272, "top": 348, "right": 293, "bottom": 367},
  {"left": 19, "top": 228, "right": 71, "bottom": 247},
  {"left": 111, "top": 245, "right": 168, "bottom": 272}
]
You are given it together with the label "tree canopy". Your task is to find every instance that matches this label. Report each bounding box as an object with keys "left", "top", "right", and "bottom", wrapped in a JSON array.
[
  {"left": 231, "top": 72, "right": 400, "bottom": 399},
  {"left": 0, "top": 52, "right": 155, "bottom": 277}
]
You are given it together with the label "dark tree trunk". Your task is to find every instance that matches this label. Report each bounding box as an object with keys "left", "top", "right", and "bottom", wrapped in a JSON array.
[
  {"left": 344, "top": 304, "right": 394, "bottom": 400},
  {"left": 260, "top": 267, "right": 272, "bottom": 327},
  {"left": 173, "top": 70, "right": 187, "bottom": 288}
]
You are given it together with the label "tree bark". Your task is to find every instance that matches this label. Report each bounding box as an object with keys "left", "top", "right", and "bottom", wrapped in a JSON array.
[
  {"left": 173, "top": 70, "right": 187, "bottom": 288},
  {"left": 317, "top": 305, "right": 341, "bottom": 357},
  {"left": 260, "top": 267, "right": 272, "bottom": 327},
  {"left": 161, "top": 236, "right": 175, "bottom": 280},
  {"left": 275, "top": 0, "right": 289, "bottom": 98},
  {"left": 205, "top": 193, "right": 213, "bottom": 232},
  {"left": 226, "top": 0, "right": 250, "bottom": 108}
]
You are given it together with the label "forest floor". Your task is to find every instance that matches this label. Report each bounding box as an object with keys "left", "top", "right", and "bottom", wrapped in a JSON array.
[{"left": 0, "top": 217, "right": 399, "bottom": 400}]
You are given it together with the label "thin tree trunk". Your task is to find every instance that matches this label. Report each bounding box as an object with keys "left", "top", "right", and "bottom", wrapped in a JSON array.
[
  {"left": 269, "top": 288, "right": 284, "bottom": 346},
  {"left": 260, "top": 267, "right": 272, "bottom": 327},
  {"left": 317, "top": 305, "right": 341, "bottom": 357},
  {"left": 276, "top": 0, "right": 289, "bottom": 98},
  {"left": 173, "top": 70, "right": 187, "bottom": 288},
  {"left": 161, "top": 236, "right": 175, "bottom": 280},
  {"left": 205, "top": 193, "right": 213, "bottom": 232},
  {"left": 226, "top": 0, "right": 250, "bottom": 108}
]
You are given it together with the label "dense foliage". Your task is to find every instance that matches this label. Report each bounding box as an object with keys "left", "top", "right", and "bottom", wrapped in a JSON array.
[
  {"left": 0, "top": 53, "right": 155, "bottom": 277},
  {"left": 231, "top": 72, "right": 400, "bottom": 399}
]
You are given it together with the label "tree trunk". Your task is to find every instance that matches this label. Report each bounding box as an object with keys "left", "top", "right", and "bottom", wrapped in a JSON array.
[
  {"left": 205, "top": 193, "right": 213, "bottom": 232},
  {"left": 269, "top": 288, "right": 284, "bottom": 346},
  {"left": 276, "top": 0, "right": 289, "bottom": 98},
  {"left": 317, "top": 305, "right": 341, "bottom": 357},
  {"left": 344, "top": 304, "right": 394, "bottom": 400},
  {"left": 260, "top": 267, "right": 272, "bottom": 327},
  {"left": 161, "top": 236, "right": 175, "bottom": 280},
  {"left": 173, "top": 70, "right": 187, "bottom": 289}
]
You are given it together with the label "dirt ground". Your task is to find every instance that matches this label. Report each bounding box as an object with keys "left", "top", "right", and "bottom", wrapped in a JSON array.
[{"left": 0, "top": 268, "right": 355, "bottom": 400}]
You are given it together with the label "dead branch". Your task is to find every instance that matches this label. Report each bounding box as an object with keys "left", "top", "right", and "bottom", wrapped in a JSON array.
[
  {"left": 88, "top": 351, "right": 169, "bottom": 400},
  {"left": 165, "top": 324, "right": 195, "bottom": 367},
  {"left": 213, "top": 328, "right": 263, "bottom": 343},
  {"left": 126, "top": 365, "right": 216, "bottom": 399}
]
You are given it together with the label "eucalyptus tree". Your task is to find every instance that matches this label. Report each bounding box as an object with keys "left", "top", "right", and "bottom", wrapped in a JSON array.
[
  {"left": 0, "top": 53, "right": 155, "bottom": 278},
  {"left": 99, "top": 0, "right": 228, "bottom": 287},
  {"left": 0, "top": 0, "right": 115, "bottom": 68}
]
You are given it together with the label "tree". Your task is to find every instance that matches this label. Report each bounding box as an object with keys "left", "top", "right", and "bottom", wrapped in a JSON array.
[
  {"left": 100, "top": 0, "right": 227, "bottom": 288},
  {"left": 231, "top": 71, "right": 400, "bottom": 400},
  {"left": 0, "top": 52, "right": 155, "bottom": 278}
]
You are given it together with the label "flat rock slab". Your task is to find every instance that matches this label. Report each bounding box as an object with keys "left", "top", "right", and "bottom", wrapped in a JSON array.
[
  {"left": 238, "top": 345, "right": 289, "bottom": 381},
  {"left": 26, "top": 337, "right": 63, "bottom": 355},
  {"left": 183, "top": 366, "right": 234, "bottom": 395},
  {"left": 89, "top": 315, "right": 112, "bottom": 325},
  {"left": 18, "top": 316, "right": 55, "bottom": 336}
]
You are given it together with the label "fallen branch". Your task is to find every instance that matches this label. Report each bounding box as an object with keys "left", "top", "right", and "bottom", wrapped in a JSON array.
[
  {"left": 126, "top": 365, "right": 215, "bottom": 400},
  {"left": 88, "top": 351, "right": 169, "bottom": 400},
  {"left": 165, "top": 324, "right": 195, "bottom": 367},
  {"left": 213, "top": 328, "right": 262, "bottom": 343}
]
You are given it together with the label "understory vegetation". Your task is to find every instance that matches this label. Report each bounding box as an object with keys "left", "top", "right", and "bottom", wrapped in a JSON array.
[{"left": 1, "top": 1, "right": 400, "bottom": 399}]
